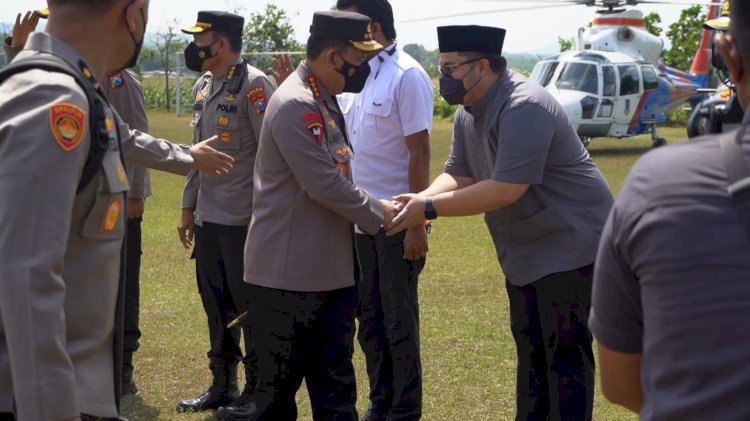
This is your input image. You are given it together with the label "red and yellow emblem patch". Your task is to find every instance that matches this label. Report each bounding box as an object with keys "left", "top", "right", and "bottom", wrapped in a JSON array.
[
  {"left": 103, "top": 198, "right": 122, "bottom": 233},
  {"left": 247, "top": 86, "right": 268, "bottom": 115},
  {"left": 50, "top": 103, "right": 86, "bottom": 151},
  {"left": 303, "top": 113, "right": 325, "bottom": 147}
]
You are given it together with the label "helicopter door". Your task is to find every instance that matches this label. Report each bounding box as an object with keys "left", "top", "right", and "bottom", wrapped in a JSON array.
[
  {"left": 594, "top": 65, "right": 616, "bottom": 121},
  {"left": 611, "top": 64, "right": 643, "bottom": 137}
]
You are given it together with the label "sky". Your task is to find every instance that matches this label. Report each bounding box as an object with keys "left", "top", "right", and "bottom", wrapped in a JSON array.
[{"left": 0, "top": 1, "right": 713, "bottom": 54}]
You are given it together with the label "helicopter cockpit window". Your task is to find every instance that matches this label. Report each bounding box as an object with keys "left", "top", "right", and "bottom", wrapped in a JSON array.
[
  {"left": 531, "top": 61, "right": 559, "bottom": 87},
  {"left": 556, "top": 63, "right": 598, "bottom": 95},
  {"left": 618, "top": 65, "right": 640, "bottom": 96},
  {"left": 602, "top": 66, "right": 616, "bottom": 97},
  {"left": 641, "top": 66, "right": 659, "bottom": 91}
]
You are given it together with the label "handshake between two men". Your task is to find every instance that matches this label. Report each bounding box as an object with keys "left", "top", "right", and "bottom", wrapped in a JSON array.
[{"left": 380, "top": 193, "right": 432, "bottom": 236}]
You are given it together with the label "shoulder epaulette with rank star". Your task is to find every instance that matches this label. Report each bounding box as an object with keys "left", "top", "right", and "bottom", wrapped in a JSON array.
[{"left": 307, "top": 75, "right": 322, "bottom": 100}]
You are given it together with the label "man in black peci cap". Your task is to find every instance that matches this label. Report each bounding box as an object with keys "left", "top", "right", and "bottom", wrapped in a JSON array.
[
  {"left": 243, "top": 10, "right": 397, "bottom": 421},
  {"left": 175, "top": 10, "right": 276, "bottom": 419},
  {"left": 387, "top": 25, "right": 614, "bottom": 420}
]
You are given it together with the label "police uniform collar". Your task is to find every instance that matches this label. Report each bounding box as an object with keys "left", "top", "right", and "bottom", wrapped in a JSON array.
[
  {"left": 24, "top": 32, "right": 101, "bottom": 89},
  {"left": 297, "top": 62, "right": 333, "bottom": 103},
  {"left": 465, "top": 69, "right": 509, "bottom": 116}
]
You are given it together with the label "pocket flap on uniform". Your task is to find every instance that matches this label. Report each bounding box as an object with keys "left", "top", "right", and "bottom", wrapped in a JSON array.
[
  {"left": 364, "top": 98, "right": 392, "bottom": 117},
  {"left": 102, "top": 153, "right": 129, "bottom": 194}
]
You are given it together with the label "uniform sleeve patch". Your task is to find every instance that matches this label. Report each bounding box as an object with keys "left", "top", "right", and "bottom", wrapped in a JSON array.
[
  {"left": 50, "top": 103, "right": 86, "bottom": 152},
  {"left": 109, "top": 72, "right": 125, "bottom": 89},
  {"left": 247, "top": 86, "right": 268, "bottom": 115},
  {"left": 303, "top": 113, "right": 325, "bottom": 146}
]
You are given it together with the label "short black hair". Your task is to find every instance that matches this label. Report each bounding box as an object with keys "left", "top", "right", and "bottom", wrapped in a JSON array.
[
  {"left": 213, "top": 31, "right": 243, "bottom": 54},
  {"left": 335, "top": 0, "right": 397, "bottom": 41},
  {"left": 730, "top": 0, "right": 750, "bottom": 68},
  {"left": 458, "top": 51, "right": 507, "bottom": 74},
  {"left": 49, "top": 0, "right": 119, "bottom": 13},
  {"left": 306, "top": 35, "right": 349, "bottom": 60}
]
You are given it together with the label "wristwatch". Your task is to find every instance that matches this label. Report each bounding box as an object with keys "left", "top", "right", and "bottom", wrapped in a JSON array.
[{"left": 424, "top": 196, "right": 438, "bottom": 220}]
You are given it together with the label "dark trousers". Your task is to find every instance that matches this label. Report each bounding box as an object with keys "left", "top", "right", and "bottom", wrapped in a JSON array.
[
  {"left": 194, "top": 223, "right": 255, "bottom": 372},
  {"left": 356, "top": 230, "right": 424, "bottom": 421},
  {"left": 123, "top": 217, "right": 142, "bottom": 358},
  {"left": 248, "top": 284, "right": 358, "bottom": 421},
  {"left": 506, "top": 264, "right": 596, "bottom": 421}
]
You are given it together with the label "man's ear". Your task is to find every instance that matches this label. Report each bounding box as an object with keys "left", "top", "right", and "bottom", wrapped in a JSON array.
[
  {"left": 717, "top": 33, "right": 744, "bottom": 85},
  {"left": 372, "top": 22, "right": 383, "bottom": 39},
  {"left": 327, "top": 48, "right": 338, "bottom": 68},
  {"left": 124, "top": 0, "right": 147, "bottom": 32}
]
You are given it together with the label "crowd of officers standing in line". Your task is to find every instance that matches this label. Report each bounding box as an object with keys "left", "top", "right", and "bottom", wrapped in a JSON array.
[{"left": 0, "top": 1, "right": 749, "bottom": 421}]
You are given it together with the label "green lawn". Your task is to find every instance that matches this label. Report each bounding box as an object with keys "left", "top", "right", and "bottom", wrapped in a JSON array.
[{"left": 123, "top": 109, "right": 687, "bottom": 420}]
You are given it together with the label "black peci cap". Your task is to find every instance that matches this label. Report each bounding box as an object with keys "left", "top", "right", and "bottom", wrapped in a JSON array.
[
  {"left": 182, "top": 11, "right": 244, "bottom": 36},
  {"left": 309, "top": 11, "right": 383, "bottom": 52},
  {"left": 437, "top": 25, "right": 506, "bottom": 55}
]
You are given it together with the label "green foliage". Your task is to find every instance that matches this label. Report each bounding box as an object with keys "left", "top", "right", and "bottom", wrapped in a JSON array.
[
  {"left": 141, "top": 76, "right": 196, "bottom": 111},
  {"left": 403, "top": 44, "right": 440, "bottom": 78},
  {"left": 665, "top": 5, "right": 706, "bottom": 70},
  {"left": 433, "top": 81, "right": 458, "bottom": 120},
  {"left": 243, "top": 4, "right": 304, "bottom": 71},
  {"left": 644, "top": 12, "right": 663, "bottom": 37},
  {"left": 558, "top": 36, "right": 575, "bottom": 53}
]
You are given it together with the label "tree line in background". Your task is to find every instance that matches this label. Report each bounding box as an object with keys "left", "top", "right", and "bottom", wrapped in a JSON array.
[{"left": 0, "top": 4, "right": 710, "bottom": 120}]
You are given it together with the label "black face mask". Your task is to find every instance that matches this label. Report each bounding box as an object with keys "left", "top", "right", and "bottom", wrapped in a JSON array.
[
  {"left": 439, "top": 63, "right": 482, "bottom": 106},
  {"left": 117, "top": 1, "right": 146, "bottom": 72},
  {"left": 184, "top": 41, "right": 218, "bottom": 73},
  {"left": 336, "top": 56, "right": 371, "bottom": 93}
]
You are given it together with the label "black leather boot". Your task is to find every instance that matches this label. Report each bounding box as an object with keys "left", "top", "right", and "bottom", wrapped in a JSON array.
[
  {"left": 176, "top": 361, "right": 240, "bottom": 413},
  {"left": 216, "top": 365, "right": 257, "bottom": 420}
]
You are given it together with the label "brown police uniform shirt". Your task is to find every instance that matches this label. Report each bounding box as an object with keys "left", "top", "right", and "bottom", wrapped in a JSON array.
[
  {"left": 183, "top": 59, "right": 275, "bottom": 226},
  {"left": 102, "top": 68, "right": 151, "bottom": 200},
  {"left": 0, "top": 32, "right": 193, "bottom": 420},
  {"left": 244, "top": 63, "right": 384, "bottom": 292}
]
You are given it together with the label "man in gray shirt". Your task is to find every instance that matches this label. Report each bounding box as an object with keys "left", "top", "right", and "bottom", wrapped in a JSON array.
[
  {"left": 389, "top": 25, "right": 613, "bottom": 420},
  {"left": 589, "top": 2, "right": 750, "bottom": 419}
]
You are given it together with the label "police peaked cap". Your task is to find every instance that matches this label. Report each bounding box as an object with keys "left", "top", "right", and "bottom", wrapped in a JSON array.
[
  {"left": 437, "top": 25, "right": 506, "bottom": 55},
  {"left": 309, "top": 11, "right": 383, "bottom": 52},
  {"left": 182, "top": 11, "right": 244, "bottom": 36}
]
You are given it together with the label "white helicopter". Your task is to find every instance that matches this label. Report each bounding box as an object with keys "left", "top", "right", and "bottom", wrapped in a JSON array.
[{"left": 408, "top": 0, "right": 722, "bottom": 148}]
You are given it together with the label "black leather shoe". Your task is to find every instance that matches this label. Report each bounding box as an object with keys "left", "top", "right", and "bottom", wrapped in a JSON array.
[
  {"left": 121, "top": 378, "right": 139, "bottom": 397},
  {"left": 361, "top": 408, "right": 387, "bottom": 421},
  {"left": 176, "top": 387, "right": 240, "bottom": 413},
  {"left": 216, "top": 392, "right": 256, "bottom": 421}
]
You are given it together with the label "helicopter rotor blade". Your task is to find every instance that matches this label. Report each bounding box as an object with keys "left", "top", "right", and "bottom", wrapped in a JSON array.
[
  {"left": 402, "top": 3, "right": 580, "bottom": 23},
  {"left": 629, "top": 0, "right": 721, "bottom": 5}
]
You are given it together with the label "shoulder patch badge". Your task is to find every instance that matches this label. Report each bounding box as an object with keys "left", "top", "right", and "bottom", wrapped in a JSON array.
[
  {"left": 303, "top": 113, "right": 325, "bottom": 147},
  {"left": 50, "top": 103, "right": 86, "bottom": 152},
  {"left": 109, "top": 72, "right": 125, "bottom": 89},
  {"left": 247, "top": 86, "right": 268, "bottom": 115}
]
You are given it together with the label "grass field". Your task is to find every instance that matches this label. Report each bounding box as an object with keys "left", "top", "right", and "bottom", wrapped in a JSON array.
[{"left": 122, "top": 109, "right": 687, "bottom": 420}]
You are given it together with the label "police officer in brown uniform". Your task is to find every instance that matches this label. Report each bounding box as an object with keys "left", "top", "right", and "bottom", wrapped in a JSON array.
[
  {"left": 102, "top": 68, "right": 151, "bottom": 398},
  {"left": 244, "top": 11, "right": 396, "bottom": 421},
  {"left": 0, "top": 0, "right": 233, "bottom": 420},
  {"left": 5, "top": 8, "right": 156, "bottom": 399},
  {"left": 175, "top": 11, "right": 276, "bottom": 418}
]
